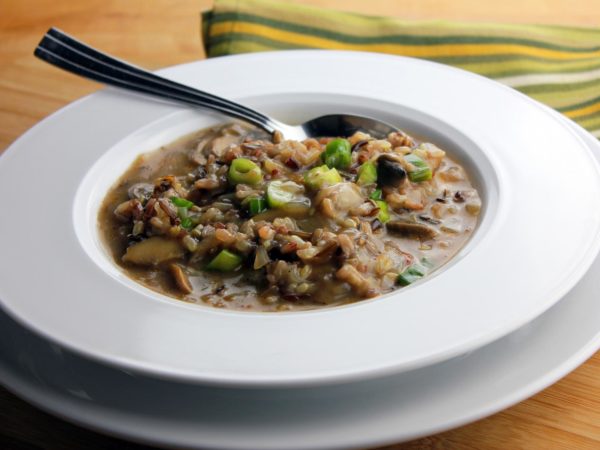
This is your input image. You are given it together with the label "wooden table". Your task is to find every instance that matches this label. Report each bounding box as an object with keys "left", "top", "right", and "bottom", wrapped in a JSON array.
[{"left": 1, "top": 1, "right": 600, "bottom": 448}]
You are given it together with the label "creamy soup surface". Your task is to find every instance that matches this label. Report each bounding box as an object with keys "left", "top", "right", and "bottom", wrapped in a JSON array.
[{"left": 99, "top": 123, "right": 481, "bottom": 311}]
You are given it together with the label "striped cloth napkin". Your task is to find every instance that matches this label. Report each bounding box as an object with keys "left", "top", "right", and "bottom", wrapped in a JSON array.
[{"left": 202, "top": 0, "right": 600, "bottom": 139}]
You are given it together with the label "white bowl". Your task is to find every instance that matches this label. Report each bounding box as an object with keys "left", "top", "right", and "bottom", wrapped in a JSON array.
[{"left": 1, "top": 51, "right": 600, "bottom": 387}]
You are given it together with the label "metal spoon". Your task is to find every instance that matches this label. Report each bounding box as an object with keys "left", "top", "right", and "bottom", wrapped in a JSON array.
[{"left": 34, "top": 28, "right": 398, "bottom": 141}]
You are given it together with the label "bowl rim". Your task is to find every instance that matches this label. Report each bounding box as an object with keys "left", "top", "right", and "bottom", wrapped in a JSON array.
[{"left": 76, "top": 91, "right": 496, "bottom": 317}]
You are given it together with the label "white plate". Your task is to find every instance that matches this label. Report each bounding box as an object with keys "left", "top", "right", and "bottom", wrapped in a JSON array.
[
  {"left": 1, "top": 51, "right": 600, "bottom": 387},
  {"left": 0, "top": 113, "right": 599, "bottom": 450}
]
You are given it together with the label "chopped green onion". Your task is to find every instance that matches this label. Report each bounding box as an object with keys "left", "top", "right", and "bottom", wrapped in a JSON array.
[
  {"left": 321, "top": 138, "right": 351, "bottom": 170},
  {"left": 397, "top": 265, "right": 426, "bottom": 286},
  {"left": 267, "top": 180, "right": 304, "bottom": 208},
  {"left": 369, "top": 189, "right": 383, "bottom": 200},
  {"left": 171, "top": 196, "right": 194, "bottom": 208},
  {"left": 374, "top": 200, "right": 390, "bottom": 223},
  {"left": 206, "top": 249, "right": 243, "bottom": 271},
  {"left": 228, "top": 158, "right": 263, "bottom": 185},
  {"left": 180, "top": 217, "right": 193, "bottom": 229},
  {"left": 304, "top": 165, "right": 342, "bottom": 189},
  {"left": 176, "top": 207, "right": 193, "bottom": 229},
  {"left": 404, "top": 154, "right": 432, "bottom": 182},
  {"left": 408, "top": 167, "right": 432, "bottom": 183},
  {"left": 357, "top": 161, "right": 377, "bottom": 185},
  {"left": 248, "top": 197, "right": 268, "bottom": 215}
]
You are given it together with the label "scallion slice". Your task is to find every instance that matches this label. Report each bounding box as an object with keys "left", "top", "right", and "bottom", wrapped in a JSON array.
[
  {"left": 357, "top": 161, "right": 377, "bottom": 185},
  {"left": 176, "top": 206, "right": 193, "bottom": 229},
  {"left": 171, "top": 196, "right": 194, "bottom": 208},
  {"left": 369, "top": 189, "right": 383, "bottom": 200},
  {"left": 374, "top": 200, "right": 390, "bottom": 223},
  {"left": 397, "top": 265, "right": 426, "bottom": 286},
  {"left": 228, "top": 158, "right": 263, "bottom": 185},
  {"left": 404, "top": 154, "right": 432, "bottom": 182},
  {"left": 248, "top": 197, "right": 268, "bottom": 215},
  {"left": 206, "top": 249, "right": 243, "bottom": 271}
]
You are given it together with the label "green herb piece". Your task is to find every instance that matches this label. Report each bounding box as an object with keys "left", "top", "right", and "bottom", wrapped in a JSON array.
[
  {"left": 304, "top": 165, "right": 342, "bottom": 189},
  {"left": 248, "top": 197, "right": 268, "bottom": 215},
  {"left": 357, "top": 161, "right": 377, "bottom": 185},
  {"left": 171, "top": 196, "right": 194, "bottom": 208},
  {"left": 176, "top": 206, "right": 193, "bottom": 229},
  {"left": 404, "top": 154, "right": 432, "bottom": 182},
  {"left": 321, "top": 138, "right": 352, "bottom": 170},
  {"left": 369, "top": 189, "right": 383, "bottom": 200},
  {"left": 206, "top": 249, "right": 243, "bottom": 271},
  {"left": 397, "top": 265, "right": 426, "bottom": 286},
  {"left": 374, "top": 200, "right": 390, "bottom": 223},
  {"left": 228, "top": 158, "right": 263, "bottom": 185},
  {"left": 180, "top": 217, "right": 193, "bottom": 229}
]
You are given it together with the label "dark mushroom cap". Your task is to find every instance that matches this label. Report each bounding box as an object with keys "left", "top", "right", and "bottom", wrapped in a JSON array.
[
  {"left": 387, "top": 220, "right": 438, "bottom": 240},
  {"left": 376, "top": 155, "right": 407, "bottom": 187}
]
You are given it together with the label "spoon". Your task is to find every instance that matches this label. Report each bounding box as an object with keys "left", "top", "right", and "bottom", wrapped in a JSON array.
[{"left": 34, "top": 28, "right": 398, "bottom": 141}]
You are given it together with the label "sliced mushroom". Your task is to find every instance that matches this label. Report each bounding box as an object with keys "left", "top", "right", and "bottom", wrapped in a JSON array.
[
  {"left": 386, "top": 220, "right": 438, "bottom": 240},
  {"left": 127, "top": 183, "right": 154, "bottom": 201},
  {"left": 189, "top": 136, "right": 211, "bottom": 165},
  {"left": 376, "top": 154, "right": 407, "bottom": 187},
  {"left": 123, "top": 237, "right": 185, "bottom": 266},
  {"left": 209, "top": 134, "right": 242, "bottom": 158},
  {"left": 169, "top": 263, "right": 193, "bottom": 294}
]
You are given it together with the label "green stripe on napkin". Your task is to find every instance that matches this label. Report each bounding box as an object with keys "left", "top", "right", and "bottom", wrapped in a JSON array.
[{"left": 202, "top": 0, "right": 600, "bottom": 138}]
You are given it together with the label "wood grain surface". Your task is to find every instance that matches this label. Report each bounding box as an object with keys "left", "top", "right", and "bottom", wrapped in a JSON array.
[{"left": 1, "top": 1, "right": 600, "bottom": 449}]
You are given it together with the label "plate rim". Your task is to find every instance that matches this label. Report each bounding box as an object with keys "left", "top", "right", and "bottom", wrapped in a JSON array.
[
  {"left": 1, "top": 105, "right": 600, "bottom": 447},
  {"left": 1, "top": 50, "right": 600, "bottom": 387}
]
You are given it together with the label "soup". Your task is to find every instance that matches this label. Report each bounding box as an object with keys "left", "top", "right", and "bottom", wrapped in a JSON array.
[{"left": 99, "top": 123, "right": 480, "bottom": 311}]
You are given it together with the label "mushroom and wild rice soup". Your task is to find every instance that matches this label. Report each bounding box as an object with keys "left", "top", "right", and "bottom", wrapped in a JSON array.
[{"left": 99, "top": 123, "right": 481, "bottom": 311}]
